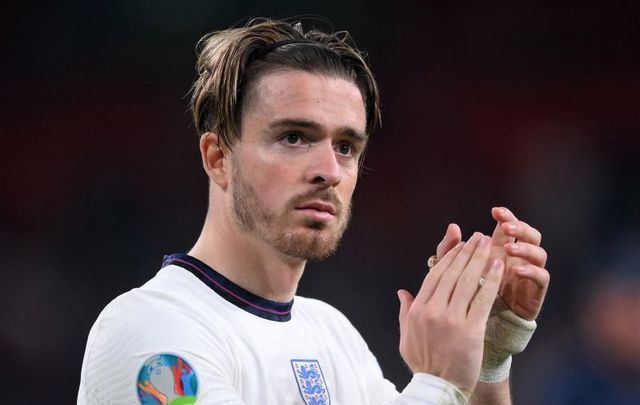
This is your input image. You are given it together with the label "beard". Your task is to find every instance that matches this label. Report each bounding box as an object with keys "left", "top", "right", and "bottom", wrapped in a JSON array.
[{"left": 231, "top": 160, "right": 352, "bottom": 261}]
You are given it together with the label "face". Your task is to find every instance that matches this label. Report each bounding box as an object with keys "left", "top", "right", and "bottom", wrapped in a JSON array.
[{"left": 228, "top": 70, "right": 367, "bottom": 260}]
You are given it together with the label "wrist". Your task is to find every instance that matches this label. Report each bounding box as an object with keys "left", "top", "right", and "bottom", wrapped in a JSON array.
[{"left": 480, "top": 298, "right": 536, "bottom": 383}]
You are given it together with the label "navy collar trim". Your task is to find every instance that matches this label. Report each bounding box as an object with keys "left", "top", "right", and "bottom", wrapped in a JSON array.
[{"left": 162, "top": 253, "right": 293, "bottom": 322}]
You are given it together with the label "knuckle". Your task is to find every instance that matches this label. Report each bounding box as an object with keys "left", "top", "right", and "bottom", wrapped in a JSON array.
[
  {"left": 407, "top": 307, "right": 422, "bottom": 322},
  {"left": 422, "top": 307, "right": 441, "bottom": 323},
  {"left": 534, "top": 228, "right": 542, "bottom": 243},
  {"left": 438, "top": 313, "right": 461, "bottom": 331},
  {"left": 542, "top": 268, "right": 551, "bottom": 283},
  {"left": 519, "top": 220, "right": 543, "bottom": 244},
  {"left": 540, "top": 249, "right": 548, "bottom": 263},
  {"left": 474, "top": 291, "right": 493, "bottom": 306},
  {"left": 457, "top": 273, "right": 474, "bottom": 287},
  {"left": 443, "top": 313, "right": 458, "bottom": 326},
  {"left": 429, "top": 268, "right": 443, "bottom": 279}
]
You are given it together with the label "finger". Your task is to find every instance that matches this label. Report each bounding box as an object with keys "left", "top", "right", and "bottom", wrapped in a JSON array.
[
  {"left": 416, "top": 242, "right": 465, "bottom": 303},
  {"left": 512, "top": 264, "right": 551, "bottom": 290},
  {"left": 491, "top": 207, "right": 518, "bottom": 247},
  {"left": 468, "top": 259, "right": 504, "bottom": 321},
  {"left": 505, "top": 242, "right": 548, "bottom": 267},
  {"left": 448, "top": 235, "right": 493, "bottom": 316},
  {"left": 429, "top": 232, "right": 484, "bottom": 307},
  {"left": 397, "top": 289, "right": 415, "bottom": 328},
  {"left": 509, "top": 264, "right": 550, "bottom": 320},
  {"left": 501, "top": 221, "right": 542, "bottom": 246},
  {"left": 491, "top": 206, "right": 518, "bottom": 223},
  {"left": 436, "top": 223, "right": 462, "bottom": 259}
]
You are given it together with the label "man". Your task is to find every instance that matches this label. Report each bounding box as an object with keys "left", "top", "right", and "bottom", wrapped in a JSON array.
[{"left": 78, "top": 18, "right": 549, "bottom": 405}]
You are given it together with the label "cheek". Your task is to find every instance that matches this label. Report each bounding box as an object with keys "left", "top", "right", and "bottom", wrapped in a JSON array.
[
  {"left": 339, "top": 172, "right": 358, "bottom": 204},
  {"left": 247, "top": 155, "right": 299, "bottom": 206}
]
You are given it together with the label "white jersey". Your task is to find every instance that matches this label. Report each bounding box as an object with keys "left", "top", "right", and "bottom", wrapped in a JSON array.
[{"left": 78, "top": 254, "right": 466, "bottom": 405}]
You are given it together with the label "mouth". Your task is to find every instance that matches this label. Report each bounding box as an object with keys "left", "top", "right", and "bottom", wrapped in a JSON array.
[
  {"left": 296, "top": 201, "right": 337, "bottom": 215},
  {"left": 295, "top": 201, "right": 337, "bottom": 222}
]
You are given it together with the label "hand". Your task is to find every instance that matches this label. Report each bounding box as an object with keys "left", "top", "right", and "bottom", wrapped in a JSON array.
[
  {"left": 490, "top": 207, "right": 549, "bottom": 321},
  {"left": 398, "top": 233, "right": 505, "bottom": 395},
  {"left": 435, "top": 208, "right": 550, "bottom": 321}
]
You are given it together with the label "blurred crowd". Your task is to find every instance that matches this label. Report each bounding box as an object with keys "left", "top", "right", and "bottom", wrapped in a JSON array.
[{"left": 2, "top": 2, "right": 638, "bottom": 403}]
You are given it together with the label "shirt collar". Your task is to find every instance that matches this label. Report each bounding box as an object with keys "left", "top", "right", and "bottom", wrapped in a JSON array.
[{"left": 162, "top": 253, "right": 294, "bottom": 322}]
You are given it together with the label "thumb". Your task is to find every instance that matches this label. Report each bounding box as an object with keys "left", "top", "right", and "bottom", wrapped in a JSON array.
[
  {"left": 436, "top": 223, "right": 462, "bottom": 259},
  {"left": 397, "top": 289, "right": 414, "bottom": 328}
]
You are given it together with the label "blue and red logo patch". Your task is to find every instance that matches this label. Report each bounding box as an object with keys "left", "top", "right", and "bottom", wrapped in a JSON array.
[
  {"left": 137, "top": 353, "right": 198, "bottom": 405},
  {"left": 291, "top": 359, "right": 331, "bottom": 405}
]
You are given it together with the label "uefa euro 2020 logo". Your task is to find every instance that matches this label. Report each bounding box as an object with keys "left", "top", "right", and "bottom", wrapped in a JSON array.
[{"left": 137, "top": 353, "right": 198, "bottom": 405}]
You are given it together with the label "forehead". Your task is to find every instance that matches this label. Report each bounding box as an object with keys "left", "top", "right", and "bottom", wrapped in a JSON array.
[{"left": 241, "top": 70, "right": 367, "bottom": 134}]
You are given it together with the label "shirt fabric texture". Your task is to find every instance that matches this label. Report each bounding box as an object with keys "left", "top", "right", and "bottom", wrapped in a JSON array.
[{"left": 78, "top": 254, "right": 466, "bottom": 404}]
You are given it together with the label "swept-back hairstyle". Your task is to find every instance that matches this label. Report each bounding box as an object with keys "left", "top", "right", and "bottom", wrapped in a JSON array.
[{"left": 190, "top": 18, "right": 381, "bottom": 151}]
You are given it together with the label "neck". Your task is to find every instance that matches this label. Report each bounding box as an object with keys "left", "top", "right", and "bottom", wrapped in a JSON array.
[{"left": 189, "top": 211, "right": 305, "bottom": 303}]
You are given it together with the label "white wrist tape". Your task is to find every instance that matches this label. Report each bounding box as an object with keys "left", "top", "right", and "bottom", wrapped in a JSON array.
[{"left": 479, "top": 298, "right": 537, "bottom": 383}]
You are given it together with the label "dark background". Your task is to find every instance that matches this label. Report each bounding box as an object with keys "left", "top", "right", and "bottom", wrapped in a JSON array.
[{"left": 2, "top": 1, "right": 639, "bottom": 403}]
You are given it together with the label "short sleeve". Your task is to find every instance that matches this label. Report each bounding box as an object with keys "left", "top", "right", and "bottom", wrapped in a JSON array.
[{"left": 77, "top": 289, "right": 245, "bottom": 405}]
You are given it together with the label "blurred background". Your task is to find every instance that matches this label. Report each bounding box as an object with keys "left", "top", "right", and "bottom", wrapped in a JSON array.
[{"left": 2, "top": 1, "right": 639, "bottom": 403}]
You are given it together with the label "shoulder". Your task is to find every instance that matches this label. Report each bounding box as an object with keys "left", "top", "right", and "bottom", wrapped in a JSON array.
[
  {"left": 91, "top": 266, "right": 217, "bottom": 334},
  {"left": 84, "top": 265, "right": 237, "bottom": 353},
  {"left": 78, "top": 266, "right": 237, "bottom": 404}
]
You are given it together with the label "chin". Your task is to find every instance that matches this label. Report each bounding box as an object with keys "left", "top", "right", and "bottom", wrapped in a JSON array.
[
  {"left": 305, "top": 220, "right": 327, "bottom": 230},
  {"left": 275, "top": 227, "right": 341, "bottom": 261}
]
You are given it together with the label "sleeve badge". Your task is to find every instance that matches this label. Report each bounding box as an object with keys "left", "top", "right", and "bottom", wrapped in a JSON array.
[{"left": 137, "top": 353, "right": 198, "bottom": 404}]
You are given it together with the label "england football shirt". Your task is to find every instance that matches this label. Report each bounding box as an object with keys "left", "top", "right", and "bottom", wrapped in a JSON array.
[{"left": 78, "top": 254, "right": 467, "bottom": 404}]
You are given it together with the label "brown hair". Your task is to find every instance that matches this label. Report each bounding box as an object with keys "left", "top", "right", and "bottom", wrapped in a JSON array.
[{"left": 189, "top": 18, "right": 381, "bottom": 152}]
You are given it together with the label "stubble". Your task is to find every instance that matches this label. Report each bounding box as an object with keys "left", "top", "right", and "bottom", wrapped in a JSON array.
[{"left": 231, "top": 160, "right": 352, "bottom": 260}]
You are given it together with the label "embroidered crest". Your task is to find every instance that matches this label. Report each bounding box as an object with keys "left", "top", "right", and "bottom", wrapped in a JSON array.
[
  {"left": 291, "top": 359, "right": 331, "bottom": 405},
  {"left": 137, "top": 353, "right": 198, "bottom": 405}
]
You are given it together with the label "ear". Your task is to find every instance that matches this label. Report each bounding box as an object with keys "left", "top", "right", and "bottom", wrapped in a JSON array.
[{"left": 200, "top": 132, "right": 229, "bottom": 190}]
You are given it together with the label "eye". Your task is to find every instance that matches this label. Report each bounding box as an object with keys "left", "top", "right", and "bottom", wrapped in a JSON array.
[
  {"left": 336, "top": 142, "right": 354, "bottom": 156},
  {"left": 284, "top": 133, "right": 301, "bottom": 145}
]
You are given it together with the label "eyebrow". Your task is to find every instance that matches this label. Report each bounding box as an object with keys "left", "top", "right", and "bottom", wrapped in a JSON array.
[{"left": 266, "top": 118, "right": 368, "bottom": 141}]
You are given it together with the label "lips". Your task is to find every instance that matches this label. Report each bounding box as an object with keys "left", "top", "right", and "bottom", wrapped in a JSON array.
[{"left": 296, "top": 201, "right": 337, "bottom": 216}]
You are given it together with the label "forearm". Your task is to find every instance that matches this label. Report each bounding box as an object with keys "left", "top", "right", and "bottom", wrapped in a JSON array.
[{"left": 468, "top": 380, "right": 512, "bottom": 405}]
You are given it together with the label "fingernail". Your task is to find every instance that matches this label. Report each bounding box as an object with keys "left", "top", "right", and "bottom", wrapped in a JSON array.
[
  {"left": 500, "top": 208, "right": 507, "bottom": 216},
  {"left": 508, "top": 243, "right": 519, "bottom": 251},
  {"left": 514, "top": 266, "right": 528, "bottom": 274},
  {"left": 479, "top": 235, "right": 490, "bottom": 247},
  {"left": 507, "top": 223, "right": 517, "bottom": 233}
]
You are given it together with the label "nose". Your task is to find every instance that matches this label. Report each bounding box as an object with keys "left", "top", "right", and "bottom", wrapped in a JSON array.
[{"left": 305, "top": 141, "right": 342, "bottom": 186}]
